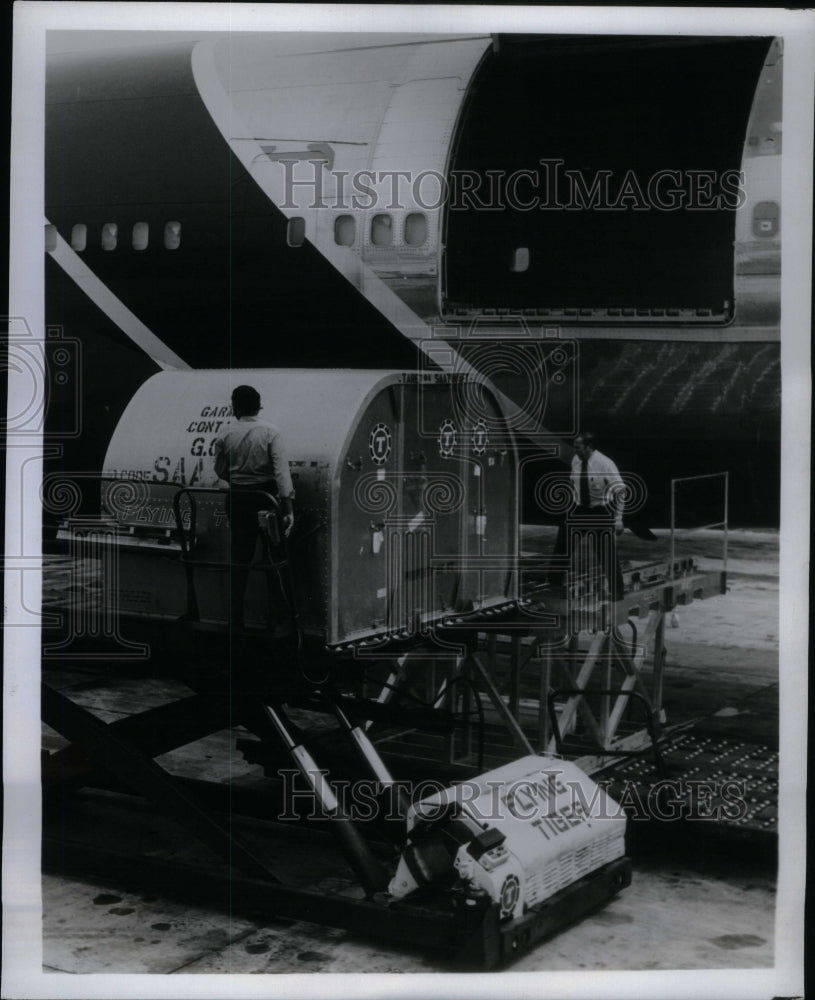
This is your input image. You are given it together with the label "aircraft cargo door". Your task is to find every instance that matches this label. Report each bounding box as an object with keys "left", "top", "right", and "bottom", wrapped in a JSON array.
[{"left": 443, "top": 35, "right": 773, "bottom": 323}]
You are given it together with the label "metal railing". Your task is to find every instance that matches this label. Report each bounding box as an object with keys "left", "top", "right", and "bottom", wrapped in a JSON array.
[
  {"left": 669, "top": 471, "right": 728, "bottom": 582},
  {"left": 171, "top": 485, "right": 287, "bottom": 625}
]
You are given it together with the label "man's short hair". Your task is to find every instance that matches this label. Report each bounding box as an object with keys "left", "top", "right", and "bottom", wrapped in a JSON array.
[
  {"left": 231, "top": 385, "right": 261, "bottom": 415},
  {"left": 576, "top": 431, "right": 596, "bottom": 448}
]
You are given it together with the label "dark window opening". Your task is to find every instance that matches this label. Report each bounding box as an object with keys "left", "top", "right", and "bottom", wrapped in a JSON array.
[
  {"left": 510, "top": 247, "right": 530, "bottom": 273},
  {"left": 287, "top": 216, "right": 306, "bottom": 247},
  {"left": 752, "top": 201, "right": 779, "bottom": 238},
  {"left": 101, "top": 222, "right": 118, "bottom": 251},
  {"left": 164, "top": 221, "right": 181, "bottom": 250},
  {"left": 334, "top": 215, "right": 356, "bottom": 246},
  {"left": 70, "top": 224, "right": 87, "bottom": 252},
  {"left": 132, "top": 222, "right": 149, "bottom": 251},
  {"left": 371, "top": 214, "right": 393, "bottom": 247},
  {"left": 405, "top": 212, "right": 428, "bottom": 247}
]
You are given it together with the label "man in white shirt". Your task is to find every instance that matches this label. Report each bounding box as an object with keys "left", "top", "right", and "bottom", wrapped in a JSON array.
[
  {"left": 214, "top": 385, "right": 295, "bottom": 627},
  {"left": 552, "top": 431, "right": 625, "bottom": 601}
]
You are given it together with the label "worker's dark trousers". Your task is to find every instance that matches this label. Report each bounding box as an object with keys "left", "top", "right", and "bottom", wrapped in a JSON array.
[
  {"left": 551, "top": 505, "right": 624, "bottom": 601},
  {"left": 226, "top": 485, "right": 277, "bottom": 627}
]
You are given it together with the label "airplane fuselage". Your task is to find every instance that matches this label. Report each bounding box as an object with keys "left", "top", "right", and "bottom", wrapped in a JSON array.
[{"left": 44, "top": 32, "right": 782, "bottom": 523}]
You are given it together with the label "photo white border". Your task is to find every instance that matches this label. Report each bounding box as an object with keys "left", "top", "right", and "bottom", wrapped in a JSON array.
[{"left": 5, "top": 4, "right": 812, "bottom": 998}]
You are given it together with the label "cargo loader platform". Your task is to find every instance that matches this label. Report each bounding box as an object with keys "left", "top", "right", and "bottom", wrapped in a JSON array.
[
  {"left": 356, "top": 552, "right": 777, "bottom": 849},
  {"left": 366, "top": 554, "right": 726, "bottom": 767},
  {"left": 40, "top": 662, "right": 632, "bottom": 971}
]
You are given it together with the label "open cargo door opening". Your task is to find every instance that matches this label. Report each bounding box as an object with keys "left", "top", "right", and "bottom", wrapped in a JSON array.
[{"left": 443, "top": 35, "right": 773, "bottom": 322}]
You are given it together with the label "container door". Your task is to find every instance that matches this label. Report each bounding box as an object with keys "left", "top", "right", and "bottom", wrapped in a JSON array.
[
  {"left": 465, "top": 387, "right": 517, "bottom": 608},
  {"left": 334, "top": 384, "right": 400, "bottom": 644},
  {"left": 399, "top": 378, "right": 468, "bottom": 628}
]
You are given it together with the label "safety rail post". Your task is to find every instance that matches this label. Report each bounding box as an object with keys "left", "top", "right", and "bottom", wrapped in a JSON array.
[
  {"left": 723, "top": 471, "right": 729, "bottom": 580},
  {"left": 537, "top": 640, "right": 552, "bottom": 752},
  {"left": 172, "top": 486, "right": 201, "bottom": 621},
  {"left": 669, "top": 481, "right": 676, "bottom": 583},
  {"left": 669, "top": 471, "right": 729, "bottom": 584}
]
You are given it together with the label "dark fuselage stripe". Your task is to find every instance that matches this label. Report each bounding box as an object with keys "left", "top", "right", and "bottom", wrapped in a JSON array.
[{"left": 46, "top": 223, "right": 190, "bottom": 371}]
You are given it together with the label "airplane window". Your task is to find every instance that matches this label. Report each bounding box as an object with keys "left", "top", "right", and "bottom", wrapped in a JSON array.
[
  {"left": 510, "top": 247, "right": 530, "bottom": 273},
  {"left": 44, "top": 224, "right": 57, "bottom": 253},
  {"left": 287, "top": 217, "right": 306, "bottom": 247},
  {"left": 371, "top": 214, "right": 393, "bottom": 247},
  {"left": 70, "top": 224, "right": 87, "bottom": 252},
  {"left": 132, "top": 222, "right": 149, "bottom": 251},
  {"left": 334, "top": 215, "right": 356, "bottom": 247},
  {"left": 752, "top": 201, "right": 779, "bottom": 238},
  {"left": 405, "top": 213, "right": 428, "bottom": 247},
  {"left": 101, "top": 223, "right": 118, "bottom": 251},
  {"left": 164, "top": 221, "right": 181, "bottom": 250}
]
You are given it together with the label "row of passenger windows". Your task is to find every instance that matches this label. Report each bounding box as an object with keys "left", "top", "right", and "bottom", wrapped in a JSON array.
[
  {"left": 47, "top": 211, "right": 429, "bottom": 254},
  {"left": 45, "top": 222, "right": 182, "bottom": 253},
  {"left": 286, "top": 212, "right": 429, "bottom": 248}
]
